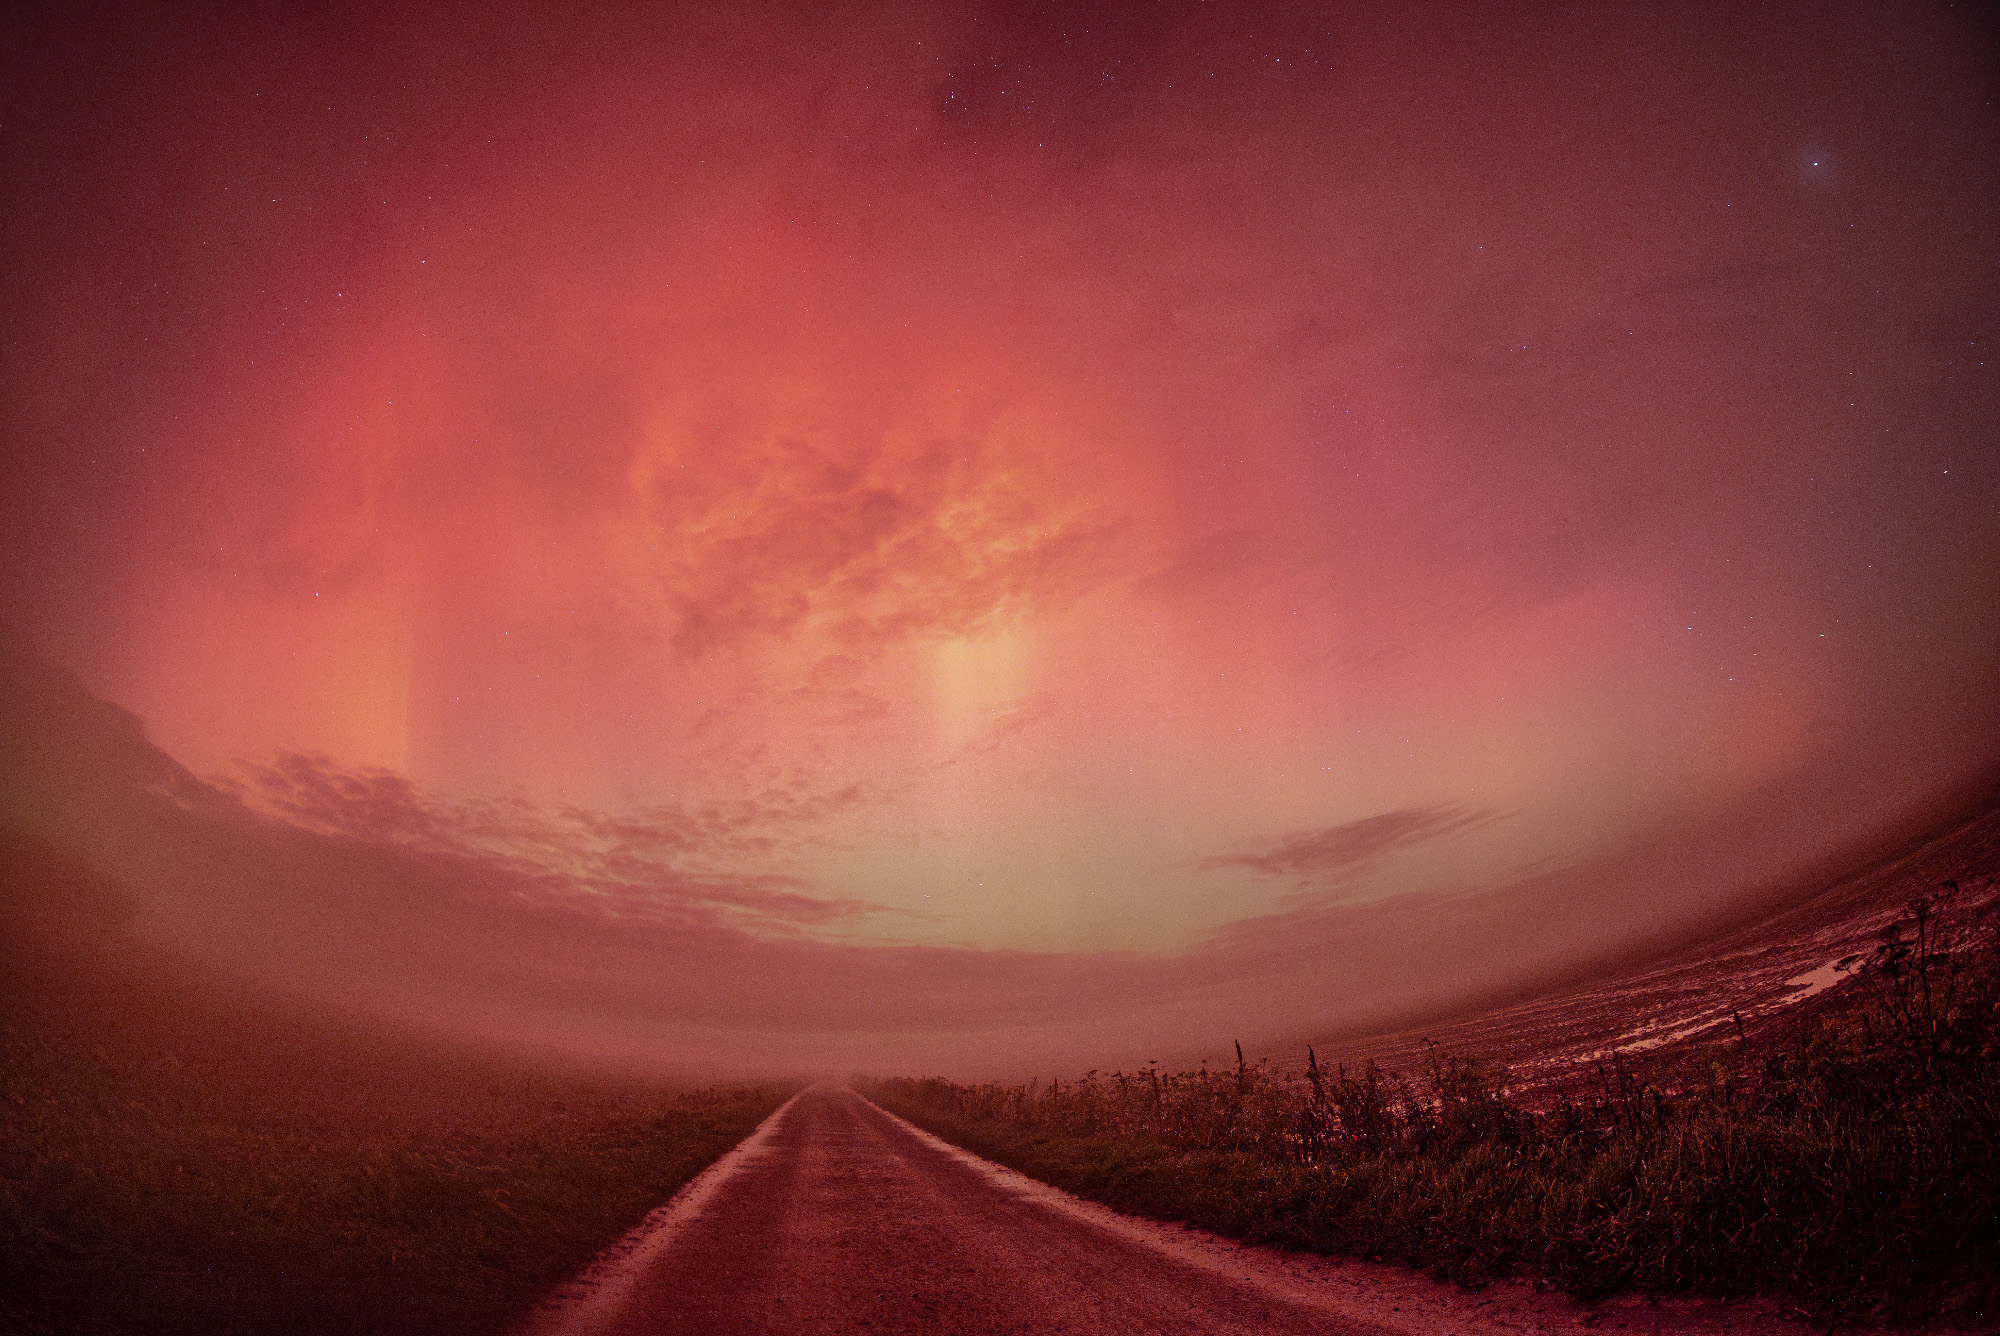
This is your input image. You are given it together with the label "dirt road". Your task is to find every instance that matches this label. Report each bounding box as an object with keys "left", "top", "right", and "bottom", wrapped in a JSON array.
[{"left": 519, "top": 1085, "right": 1813, "bottom": 1336}]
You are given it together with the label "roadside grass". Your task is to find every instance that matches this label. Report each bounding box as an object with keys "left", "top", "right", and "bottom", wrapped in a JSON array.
[
  {"left": 0, "top": 993, "right": 788, "bottom": 1336},
  {"left": 872, "top": 883, "right": 1999, "bottom": 1325}
]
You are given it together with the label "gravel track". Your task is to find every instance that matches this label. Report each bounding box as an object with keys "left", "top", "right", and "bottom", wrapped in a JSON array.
[{"left": 518, "top": 1085, "right": 1819, "bottom": 1336}]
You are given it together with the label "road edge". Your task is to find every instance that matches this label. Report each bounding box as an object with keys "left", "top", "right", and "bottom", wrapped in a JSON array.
[{"left": 511, "top": 1086, "right": 809, "bottom": 1336}]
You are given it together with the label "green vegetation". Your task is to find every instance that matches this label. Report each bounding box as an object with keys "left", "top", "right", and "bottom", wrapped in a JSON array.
[
  {"left": 872, "top": 884, "right": 1999, "bottom": 1324},
  {"left": 0, "top": 1000, "right": 787, "bottom": 1336}
]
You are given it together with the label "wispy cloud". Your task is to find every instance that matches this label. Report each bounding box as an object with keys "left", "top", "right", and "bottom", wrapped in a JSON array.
[
  {"left": 239, "top": 751, "right": 891, "bottom": 938},
  {"left": 1203, "top": 806, "right": 1497, "bottom": 890},
  {"left": 624, "top": 378, "right": 1129, "bottom": 660}
]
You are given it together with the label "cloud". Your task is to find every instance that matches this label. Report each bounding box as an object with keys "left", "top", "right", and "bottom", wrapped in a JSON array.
[
  {"left": 630, "top": 386, "right": 1129, "bottom": 659},
  {"left": 237, "top": 750, "right": 891, "bottom": 937},
  {"left": 1203, "top": 806, "right": 1497, "bottom": 890}
]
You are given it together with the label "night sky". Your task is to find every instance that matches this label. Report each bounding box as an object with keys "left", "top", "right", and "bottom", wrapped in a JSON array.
[{"left": 4, "top": 0, "right": 1997, "bottom": 1075}]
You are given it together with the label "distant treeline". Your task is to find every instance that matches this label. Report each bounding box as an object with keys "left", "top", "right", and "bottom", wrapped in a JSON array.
[{"left": 871, "top": 882, "right": 1999, "bottom": 1325}]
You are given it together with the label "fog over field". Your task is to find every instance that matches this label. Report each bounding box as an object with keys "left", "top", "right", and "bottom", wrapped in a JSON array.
[{"left": 4, "top": 0, "right": 1997, "bottom": 1080}]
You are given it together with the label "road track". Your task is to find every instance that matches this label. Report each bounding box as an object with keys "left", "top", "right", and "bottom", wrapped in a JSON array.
[{"left": 519, "top": 1085, "right": 1814, "bottom": 1336}]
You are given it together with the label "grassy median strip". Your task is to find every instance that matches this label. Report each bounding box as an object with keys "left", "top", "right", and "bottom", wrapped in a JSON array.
[
  {"left": 0, "top": 997, "right": 788, "bottom": 1336},
  {"left": 871, "top": 886, "right": 1999, "bottom": 1325}
]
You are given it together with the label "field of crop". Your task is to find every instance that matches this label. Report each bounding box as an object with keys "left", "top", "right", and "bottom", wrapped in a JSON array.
[
  {"left": 0, "top": 957, "right": 788, "bottom": 1336},
  {"left": 872, "top": 882, "right": 2000, "bottom": 1325}
]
